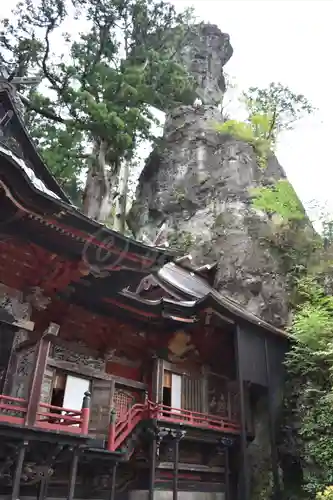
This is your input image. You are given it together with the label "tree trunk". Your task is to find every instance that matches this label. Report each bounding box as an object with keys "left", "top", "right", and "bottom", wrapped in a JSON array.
[
  {"left": 82, "top": 140, "right": 116, "bottom": 223},
  {"left": 113, "top": 159, "right": 130, "bottom": 234}
]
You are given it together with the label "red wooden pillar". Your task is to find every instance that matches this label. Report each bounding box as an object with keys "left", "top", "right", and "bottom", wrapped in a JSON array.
[
  {"left": 107, "top": 408, "right": 117, "bottom": 451},
  {"left": 25, "top": 323, "right": 59, "bottom": 427},
  {"left": 81, "top": 391, "right": 91, "bottom": 434}
]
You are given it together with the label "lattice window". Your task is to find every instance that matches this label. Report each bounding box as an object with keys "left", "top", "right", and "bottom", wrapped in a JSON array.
[{"left": 113, "top": 389, "right": 134, "bottom": 419}]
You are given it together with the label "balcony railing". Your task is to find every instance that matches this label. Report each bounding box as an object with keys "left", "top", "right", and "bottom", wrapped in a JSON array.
[
  {"left": 106, "top": 400, "right": 240, "bottom": 452},
  {"left": 0, "top": 393, "right": 240, "bottom": 452},
  {"left": 0, "top": 392, "right": 90, "bottom": 435},
  {"left": 149, "top": 402, "right": 240, "bottom": 434}
]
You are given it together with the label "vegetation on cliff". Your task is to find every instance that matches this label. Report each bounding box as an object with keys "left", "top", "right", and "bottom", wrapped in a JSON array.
[
  {"left": 249, "top": 178, "right": 333, "bottom": 498},
  {"left": 216, "top": 82, "right": 314, "bottom": 168}
]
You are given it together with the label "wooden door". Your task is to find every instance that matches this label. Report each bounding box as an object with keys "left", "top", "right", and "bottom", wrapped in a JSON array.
[
  {"left": 89, "top": 379, "right": 115, "bottom": 436},
  {"left": 182, "top": 374, "right": 202, "bottom": 413}
]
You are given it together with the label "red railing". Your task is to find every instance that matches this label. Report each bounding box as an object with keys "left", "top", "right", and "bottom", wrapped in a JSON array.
[
  {"left": 0, "top": 395, "right": 28, "bottom": 425},
  {"left": 0, "top": 392, "right": 90, "bottom": 435},
  {"left": 149, "top": 402, "right": 240, "bottom": 433},
  {"left": 107, "top": 400, "right": 240, "bottom": 452},
  {"left": 35, "top": 402, "right": 89, "bottom": 434},
  {"left": 107, "top": 403, "right": 148, "bottom": 451}
]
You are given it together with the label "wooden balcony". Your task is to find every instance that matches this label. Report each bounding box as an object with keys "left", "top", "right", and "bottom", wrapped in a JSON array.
[
  {"left": 106, "top": 400, "right": 240, "bottom": 452},
  {"left": 0, "top": 392, "right": 90, "bottom": 435},
  {"left": 150, "top": 402, "right": 240, "bottom": 434},
  {"left": 0, "top": 394, "right": 240, "bottom": 452}
]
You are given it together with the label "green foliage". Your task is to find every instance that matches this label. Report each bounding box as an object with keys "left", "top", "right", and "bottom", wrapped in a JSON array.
[
  {"left": 251, "top": 180, "right": 305, "bottom": 222},
  {"left": 216, "top": 83, "right": 314, "bottom": 170},
  {"left": 215, "top": 113, "right": 274, "bottom": 169},
  {"left": 249, "top": 181, "right": 320, "bottom": 279},
  {"left": 317, "top": 486, "right": 333, "bottom": 499},
  {"left": 291, "top": 277, "right": 333, "bottom": 348},
  {"left": 0, "top": 0, "right": 195, "bottom": 208},
  {"left": 282, "top": 276, "right": 333, "bottom": 497},
  {"left": 244, "top": 82, "right": 315, "bottom": 143}
]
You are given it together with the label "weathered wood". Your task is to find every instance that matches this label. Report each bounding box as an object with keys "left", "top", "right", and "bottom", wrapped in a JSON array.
[
  {"left": 47, "top": 358, "right": 147, "bottom": 390},
  {"left": 158, "top": 462, "right": 224, "bottom": 473},
  {"left": 11, "top": 442, "right": 27, "bottom": 500},
  {"left": 89, "top": 379, "right": 115, "bottom": 435},
  {"left": 25, "top": 337, "right": 51, "bottom": 426},
  {"left": 25, "top": 324, "right": 59, "bottom": 426},
  {"left": 0, "top": 313, "right": 35, "bottom": 331}
]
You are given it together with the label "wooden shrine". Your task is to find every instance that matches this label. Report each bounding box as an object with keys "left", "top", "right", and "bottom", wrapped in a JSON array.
[{"left": 0, "top": 82, "right": 290, "bottom": 500}]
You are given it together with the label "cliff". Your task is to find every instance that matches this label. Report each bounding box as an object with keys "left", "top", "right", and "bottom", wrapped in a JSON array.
[{"left": 129, "top": 104, "right": 291, "bottom": 328}]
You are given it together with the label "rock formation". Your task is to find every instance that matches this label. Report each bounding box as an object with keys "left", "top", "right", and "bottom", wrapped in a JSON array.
[
  {"left": 129, "top": 104, "right": 290, "bottom": 327},
  {"left": 177, "top": 23, "right": 233, "bottom": 105}
]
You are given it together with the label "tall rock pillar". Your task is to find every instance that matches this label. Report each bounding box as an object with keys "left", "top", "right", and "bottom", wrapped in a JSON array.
[{"left": 129, "top": 24, "right": 289, "bottom": 328}]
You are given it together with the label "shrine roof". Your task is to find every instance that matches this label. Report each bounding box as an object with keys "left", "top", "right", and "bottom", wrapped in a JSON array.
[
  {"left": 0, "top": 87, "right": 70, "bottom": 202},
  {"left": 0, "top": 87, "right": 174, "bottom": 276},
  {"left": 127, "top": 263, "right": 289, "bottom": 338}
]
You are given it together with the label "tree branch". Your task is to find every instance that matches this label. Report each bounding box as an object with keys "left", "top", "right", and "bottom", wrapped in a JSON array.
[{"left": 19, "top": 92, "right": 65, "bottom": 123}]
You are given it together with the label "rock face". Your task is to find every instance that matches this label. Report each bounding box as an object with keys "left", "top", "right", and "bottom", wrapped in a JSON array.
[
  {"left": 177, "top": 23, "right": 233, "bottom": 105},
  {"left": 129, "top": 105, "right": 289, "bottom": 327}
]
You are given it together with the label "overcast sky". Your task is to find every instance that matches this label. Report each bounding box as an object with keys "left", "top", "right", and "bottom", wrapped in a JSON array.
[
  {"left": 170, "top": 0, "right": 332, "bottom": 223},
  {"left": 1, "top": 0, "right": 331, "bottom": 222}
]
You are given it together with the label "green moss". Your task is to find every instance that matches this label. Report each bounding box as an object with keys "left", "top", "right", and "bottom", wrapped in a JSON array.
[
  {"left": 214, "top": 113, "right": 274, "bottom": 169},
  {"left": 174, "top": 187, "right": 187, "bottom": 202},
  {"left": 250, "top": 180, "right": 305, "bottom": 222},
  {"left": 168, "top": 230, "right": 195, "bottom": 253}
]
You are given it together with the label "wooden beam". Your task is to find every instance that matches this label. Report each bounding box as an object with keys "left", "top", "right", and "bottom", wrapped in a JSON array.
[
  {"left": 25, "top": 323, "right": 60, "bottom": 427},
  {"left": 47, "top": 358, "right": 147, "bottom": 391},
  {"left": 158, "top": 463, "right": 225, "bottom": 473}
]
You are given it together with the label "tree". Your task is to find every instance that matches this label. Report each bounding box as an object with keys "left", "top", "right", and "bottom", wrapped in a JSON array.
[
  {"left": 0, "top": 0, "right": 196, "bottom": 228},
  {"left": 243, "top": 82, "right": 315, "bottom": 145},
  {"left": 216, "top": 83, "right": 315, "bottom": 169}
]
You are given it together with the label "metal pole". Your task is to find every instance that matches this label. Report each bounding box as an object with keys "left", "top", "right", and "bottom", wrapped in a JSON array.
[
  {"left": 67, "top": 450, "right": 79, "bottom": 500},
  {"left": 172, "top": 429, "right": 185, "bottom": 500},
  {"left": 11, "top": 441, "right": 27, "bottom": 500},
  {"left": 225, "top": 447, "right": 230, "bottom": 500},
  {"left": 264, "top": 338, "right": 281, "bottom": 499},
  {"left": 148, "top": 437, "right": 157, "bottom": 500},
  {"left": 173, "top": 436, "right": 180, "bottom": 500},
  {"left": 235, "top": 325, "right": 250, "bottom": 500},
  {"left": 108, "top": 462, "right": 117, "bottom": 500},
  {"left": 38, "top": 475, "right": 49, "bottom": 500}
]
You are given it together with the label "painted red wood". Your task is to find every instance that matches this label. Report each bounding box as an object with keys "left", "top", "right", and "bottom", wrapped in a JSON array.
[
  {"left": 106, "top": 400, "right": 241, "bottom": 452},
  {"left": 0, "top": 394, "right": 90, "bottom": 435},
  {"left": 0, "top": 393, "right": 239, "bottom": 443},
  {"left": 150, "top": 402, "right": 240, "bottom": 433}
]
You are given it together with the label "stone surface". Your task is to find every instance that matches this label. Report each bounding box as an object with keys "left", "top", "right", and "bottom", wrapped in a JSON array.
[
  {"left": 177, "top": 23, "right": 233, "bottom": 105},
  {"left": 129, "top": 105, "right": 289, "bottom": 327}
]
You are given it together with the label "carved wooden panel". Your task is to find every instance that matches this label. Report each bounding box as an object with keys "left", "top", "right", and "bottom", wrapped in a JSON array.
[
  {"left": 208, "top": 374, "right": 229, "bottom": 418},
  {"left": 0, "top": 284, "right": 31, "bottom": 322},
  {"left": 11, "top": 346, "right": 35, "bottom": 399},
  {"left": 51, "top": 344, "right": 105, "bottom": 371},
  {"left": 40, "top": 367, "right": 55, "bottom": 405}
]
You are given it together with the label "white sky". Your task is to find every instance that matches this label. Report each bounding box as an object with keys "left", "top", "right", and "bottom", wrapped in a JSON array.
[{"left": 1, "top": 0, "right": 332, "bottom": 222}]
